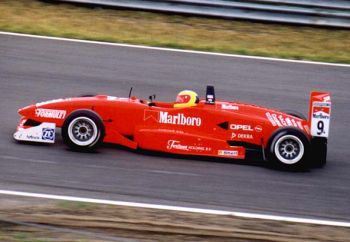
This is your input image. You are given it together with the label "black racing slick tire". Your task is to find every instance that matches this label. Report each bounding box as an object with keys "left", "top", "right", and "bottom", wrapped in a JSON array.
[
  {"left": 310, "top": 137, "right": 327, "bottom": 168},
  {"left": 267, "top": 128, "right": 310, "bottom": 170},
  {"left": 62, "top": 110, "right": 104, "bottom": 151},
  {"left": 79, "top": 94, "right": 97, "bottom": 97},
  {"left": 282, "top": 110, "right": 307, "bottom": 120}
]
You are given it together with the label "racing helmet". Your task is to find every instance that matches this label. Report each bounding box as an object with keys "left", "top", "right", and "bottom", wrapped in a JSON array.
[{"left": 174, "top": 90, "right": 199, "bottom": 108}]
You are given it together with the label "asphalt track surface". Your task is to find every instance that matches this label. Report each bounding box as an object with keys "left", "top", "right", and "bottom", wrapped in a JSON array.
[{"left": 0, "top": 33, "right": 350, "bottom": 222}]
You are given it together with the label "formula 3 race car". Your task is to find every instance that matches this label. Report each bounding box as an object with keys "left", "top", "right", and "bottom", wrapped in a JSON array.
[{"left": 14, "top": 86, "right": 331, "bottom": 169}]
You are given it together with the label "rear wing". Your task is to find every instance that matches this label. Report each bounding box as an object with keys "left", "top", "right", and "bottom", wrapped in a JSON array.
[{"left": 308, "top": 91, "right": 331, "bottom": 138}]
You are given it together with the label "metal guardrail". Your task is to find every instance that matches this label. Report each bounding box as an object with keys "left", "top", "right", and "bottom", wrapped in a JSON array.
[{"left": 56, "top": 0, "right": 350, "bottom": 28}]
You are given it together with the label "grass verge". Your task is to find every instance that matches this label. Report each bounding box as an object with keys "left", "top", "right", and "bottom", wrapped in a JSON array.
[
  {"left": 0, "top": 0, "right": 349, "bottom": 64},
  {"left": 1, "top": 196, "right": 350, "bottom": 242}
]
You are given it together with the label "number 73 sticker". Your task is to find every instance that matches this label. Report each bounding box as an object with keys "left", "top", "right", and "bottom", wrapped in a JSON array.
[{"left": 311, "top": 102, "right": 331, "bottom": 138}]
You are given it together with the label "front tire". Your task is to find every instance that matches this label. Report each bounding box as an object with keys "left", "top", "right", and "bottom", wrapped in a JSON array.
[
  {"left": 62, "top": 110, "right": 104, "bottom": 151},
  {"left": 267, "top": 128, "right": 310, "bottom": 170}
]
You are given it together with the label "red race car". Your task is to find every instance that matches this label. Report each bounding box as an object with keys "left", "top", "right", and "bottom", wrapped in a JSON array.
[{"left": 14, "top": 86, "right": 331, "bottom": 169}]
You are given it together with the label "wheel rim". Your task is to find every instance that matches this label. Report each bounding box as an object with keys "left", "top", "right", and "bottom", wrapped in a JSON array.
[
  {"left": 274, "top": 135, "right": 304, "bottom": 165},
  {"left": 68, "top": 117, "right": 98, "bottom": 146}
]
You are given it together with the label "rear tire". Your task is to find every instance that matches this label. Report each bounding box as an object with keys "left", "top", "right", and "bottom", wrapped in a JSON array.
[
  {"left": 282, "top": 110, "right": 307, "bottom": 120},
  {"left": 311, "top": 137, "right": 327, "bottom": 168},
  {"left": 267, "top": 128, "right": 310, "bottom": 170},
  {"left": 79, "top": 94, "right": 97, "bottom": 97},
  {"left": 62, "top": 110, "right": 104, "bottom": 151}
]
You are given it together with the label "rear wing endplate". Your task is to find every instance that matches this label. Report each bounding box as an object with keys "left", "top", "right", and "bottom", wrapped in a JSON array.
[{"left": 309, "top": 91, "right": 331, "bottom": 138}]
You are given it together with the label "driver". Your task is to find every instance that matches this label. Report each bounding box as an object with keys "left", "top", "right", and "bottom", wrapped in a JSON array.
[{"left": 174, "top": 90, "right": 199, "bottom": 108}]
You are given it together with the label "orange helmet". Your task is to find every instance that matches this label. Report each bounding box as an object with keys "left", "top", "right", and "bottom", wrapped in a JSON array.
[{"left": 174, "top": 90, "right": 199, "bottom": 108}]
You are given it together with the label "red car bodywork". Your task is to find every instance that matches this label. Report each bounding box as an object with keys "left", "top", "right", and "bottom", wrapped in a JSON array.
[{"left": 15, "top": 91, "right": 330, "bottom": 161}]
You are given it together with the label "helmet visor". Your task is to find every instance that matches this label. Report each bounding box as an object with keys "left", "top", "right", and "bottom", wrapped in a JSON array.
[{"left": 175, "top": 94, "right": 191, "bottom": 104}]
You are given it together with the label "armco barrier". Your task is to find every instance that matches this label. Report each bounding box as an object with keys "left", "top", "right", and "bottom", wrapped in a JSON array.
[{"left": 55, "top": 0, "right": 350, "bottom": 28}]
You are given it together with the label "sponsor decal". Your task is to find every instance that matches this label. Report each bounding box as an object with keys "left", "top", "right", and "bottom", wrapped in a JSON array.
[
  {"left": 144, "top": 110, "right": 202, "bottom": 127},
  {"left": 238, "top": 133, "right": 254, "bottom": 139},
  {"left": 272, "top": 113, "right": 282, "bottom": 127},
  {"left": 36, "top": 99, "right": 64, "bottom": 107},
  {"left": 166, "top": 140, "right": 211, "bottom": 152},
  {"left": 188, "top": 146, "right": 211, "bottom": 152},
  {"left": 107, "top": 96, "right": 118, "bottom": 101},
  {"left": 144, "top": 110, "right": 159, "bottom": 121},
  {"left": 157, "top": 129, "right": 184, "bottom": 134},
  {"left": 323, "top": 95, "right": 331, "bottom": 102},
  {"left": 26, "top": 134, "right": 41, "bottom": 140},
  {"left": 42, "top": 128, "right": 55, "bottom": 141},
  {"left": 167, "top": 140, "right": 188, "bottom": 151},
  {"left": 160, "top": 111, "right": 201, "bottom": 126},
  {"left": 311, "top": 102, "right": 331, "bottom": 137},
  {"left": 278, "top": 115, "right": 287, "bottom": 126},
  {"left": 221, "top": 103, "right": 239, "bottom": 110},
  {"left": 303, "top": 125, "right": 310, "bottom": 134},
  {"left": 254, "top": 125, "right": 263, "bottom": 132},
  {"left": 231, "top": 133, "right": 254, "bottom": 140},
  {"left": 296, "top": 121, "right": 303, "bottom": 130},
  {"left": 230, "top": 124, "right": 253, "bottom": 131},
  {"left": 15, "top": 133, "right": 23, "bottom": 139},
  {"left": 207, "top": 95, "right": 214, "bottom": 99},
  {"left": 218, "top": 150, "right": 238, "bottom": 157},
  {"left": 313, "top": 112, "right": 330, "bottom": 119},
  {"left": 35, "top": 108, "right": 66, "bottom": 119},
  {"left": 285, "top": 117, "right": 293, "bottom": 126},
  {"left": 266, "top": 112, "right": 304, "bottom": 130},
  {"left": 312, "top": 103, "right": 330, "bottom": 120},
  {"left": 266, "top": 112, "right": 277, "bottom": 126}
]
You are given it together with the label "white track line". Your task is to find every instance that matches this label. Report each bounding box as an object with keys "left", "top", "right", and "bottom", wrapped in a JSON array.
[
  {"left": 1, "top": 190, "right": 350, "bottom": 228},
  {"left": 1, "top": 155, "right": 57, "bottom": 165},
  {"left": 1, "top": 31, "right": 349, "bottom": 68}
]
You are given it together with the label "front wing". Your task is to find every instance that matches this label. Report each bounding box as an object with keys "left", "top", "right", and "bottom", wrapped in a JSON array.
[{"left": 13, "top": 122, "right": 56, "bottom": 144}]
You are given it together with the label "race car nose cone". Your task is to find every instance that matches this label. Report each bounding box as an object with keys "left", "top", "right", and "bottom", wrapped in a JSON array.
[{"left": 18, "top": 105, "right": 35, "bottom": 116}]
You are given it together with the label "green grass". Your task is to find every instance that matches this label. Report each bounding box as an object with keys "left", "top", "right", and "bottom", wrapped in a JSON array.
[
  {"left": 57, "top": 201, "right": 97, "bottom": 210},
  {"left": 14, "top": 232, "right": 45, "bottom": 242},
  {"left": 0, "top": 0, "right": 350, "bottom": 63}
]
